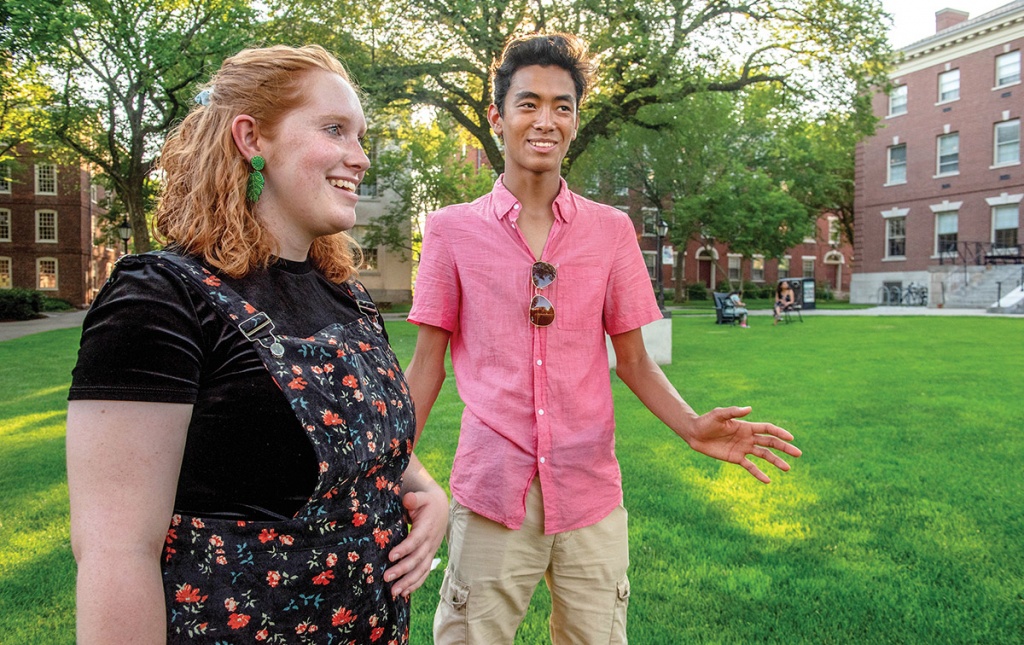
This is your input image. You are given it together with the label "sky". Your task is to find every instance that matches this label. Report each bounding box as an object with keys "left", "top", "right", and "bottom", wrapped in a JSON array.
[{"left": 883, "top": 0, "right": 1013, "bottom": 47}]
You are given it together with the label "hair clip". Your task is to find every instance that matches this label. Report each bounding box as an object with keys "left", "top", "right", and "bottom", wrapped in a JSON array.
[{"left": 194, "top": 89, "right": 213, "bottom": 106}]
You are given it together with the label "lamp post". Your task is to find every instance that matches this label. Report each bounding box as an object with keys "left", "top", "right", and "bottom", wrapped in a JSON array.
[
  {"left": 116, "top": 218, "right": 132, "bottom": 256},
  {"left": 655, "top": 218, "right": 669, "bottom": 312}
]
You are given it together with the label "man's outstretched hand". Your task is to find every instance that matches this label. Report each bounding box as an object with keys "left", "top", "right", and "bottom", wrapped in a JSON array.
[{"left": 684, "top": 406, "right": 802, "bottom": 483}]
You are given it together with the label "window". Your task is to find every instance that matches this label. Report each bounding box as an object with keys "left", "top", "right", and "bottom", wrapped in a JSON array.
[
  {"left": 37, "top": 258, "right": 57, "bottom": 290},
  {"left": 778, "top": 256, "right": 790, "bottom": 279},
  {"left": 728, "top": 255, "right": 741, "bottom": 281},
  {"left": 643, "top": 251, "right": 657, "bottom": 279},
  {"left": 996, "top": 50, "right": 1021, "bottom": 87},
  {"left": 993, "top": 204, "right": 1019, "bottom": 249},
  {"left": 937, "top": 133, "right": 959, "bottom": 175},
  {"left": 0, "top": 209, "right": 9, "bottom": 242},
  {"left": 889, "top": 85, "right": 907, "bottom": 116},
  {"left": 802, "top": 258, "right": 815, "bottom": 278},
  {"left": 936, "top": 211, "right": 958, "bottom": 254},
  {"left": 35, "top": 163, "right": 57, "bottom": 195},
  {"left": 90, "top": 185, "right": 98, "bottom": 203},
  {"left": 828, "top": 218, "right": 842, "bottom": 246},
  {"left": 888, "top": 144, "right": 907, "bottom": 184},
  {"left": 359, "top": 247, "right": 379, "bottom": 271},
  {"left": 752, "top": 256, "right": 764, "bottom": 282},
  {"left": 887, "top": 216, "right": 907, "bottom": 257},
  {"left": 938, "top": 69, "right": 960, "bottom": 102},
  {"left": 994, "top": 120, "right": 1020, "bottom": 166},
  {"left": 36, "top": 210, "right": 57, "bottom": 242},
  {"left": 0, "top": 257, "right": 10, "bottom": 289},
  {"left": 0, "top": 163, "right": 10, "bottom": 193},
  {"left": 641, "top": 208, "right": 659, "bottom": 236}
]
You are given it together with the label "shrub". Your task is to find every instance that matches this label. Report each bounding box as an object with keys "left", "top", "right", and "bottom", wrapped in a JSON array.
[
  {"left": 41, "top": 296, "right": 74, "bottom": 312},
  {"left": 686, "top": 283, "right": 708, "bottom": 301},
  {"left": 0, "top": 289, "right": 44, "bottom": 321}
]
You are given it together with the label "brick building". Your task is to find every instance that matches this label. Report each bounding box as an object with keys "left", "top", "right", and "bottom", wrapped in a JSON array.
[
  {"left": 0, "top": 149, "right": 116, "bottom": 307},
  {"left": 851, "top": 1, "right": 1023, "bottom": 306},
  {"left": 632, "top": 207, "right": 852, "bottom": 301}
]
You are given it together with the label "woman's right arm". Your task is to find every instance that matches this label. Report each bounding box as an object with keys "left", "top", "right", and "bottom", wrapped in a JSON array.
[{"left": 67, "top": 399, "right": 193, "bottom": 645}]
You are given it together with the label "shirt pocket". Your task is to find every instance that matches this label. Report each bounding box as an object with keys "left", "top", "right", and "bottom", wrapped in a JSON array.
[{"left": 555, "top": 266, "right": 607, "bottom": 331}]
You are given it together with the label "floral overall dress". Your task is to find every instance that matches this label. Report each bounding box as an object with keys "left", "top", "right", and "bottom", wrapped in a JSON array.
[{"left": 149, "top": 251, "right": 414, "bottom": 644}]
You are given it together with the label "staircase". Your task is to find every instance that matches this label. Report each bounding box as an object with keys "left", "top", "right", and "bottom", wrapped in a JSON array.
[{"left": 929, "top": 264, "right": 1024, "bottom": 310}]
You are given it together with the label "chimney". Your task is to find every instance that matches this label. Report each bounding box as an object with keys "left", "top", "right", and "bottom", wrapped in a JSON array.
[{"left": 936, "top": 8, "right": 970, "bottom": 33}]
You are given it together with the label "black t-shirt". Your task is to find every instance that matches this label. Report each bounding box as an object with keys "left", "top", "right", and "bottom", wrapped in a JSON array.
[{"left": 69, "top": 253, "right": 386, "bottom": 520}]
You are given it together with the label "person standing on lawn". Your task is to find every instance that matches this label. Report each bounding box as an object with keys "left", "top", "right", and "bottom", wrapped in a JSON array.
[
  {"left": 66, "top": 45, "right": 446, "bottom": 643},
  {"left": 404, "top": 32, "right": 802, "bottom": 644}
]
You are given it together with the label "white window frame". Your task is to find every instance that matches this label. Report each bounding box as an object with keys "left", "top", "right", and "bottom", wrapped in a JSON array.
[
  {"left": 888, "top": 85, "right": 907, "bottom": 116},
  {"left": 934, "top": 210, "right": 959, "bottom": 257},
  {"left": 937, "top": 133, "right": 959, "bottom": 176},
  {"left": 886, "top": 216, "right": 907, "bottom": 259},
  {"left": 995, "top": 50, "right": 1021, "bottom": 88},
  {"left": 0, "top": 163, "right": 11, "bottom": 194},
  {"left": 801, "top": 257, "right": 815, "bottom": 279},
  {"left": 887, "top": 144, "right": 907, "bottom": 185},
  {"left": 640, "top": 207, "right": 659, "bottom": 237},
  {"left": 994, "top": 119, "right": 1020, "bottom": 167},
  {"left": 937, "top": 69, "right": 960, "bottom": 103},
  {"left": 0, "top": 209, "right": 10, "bottom": 242},
  {"left": 991, "top": 204, "right": 1020, "bottom": 249},
  {"left": 36, "top": 209, "right": 58, "bottom": 243},
  {"left": 36, "top": 257, "right": 58, "bottom": 290},
  {"left": 751, "top": 256, "right": 765, "bottom": 282},
  {"left": 777, "top": 256, "right": 790, "bottom": 279},
  {"left": 0, "top": 256, "right": 11, "bottom": 289},
  {"left": 34, "top": 163, "right": 57, "bottom": 195},
  {"left": 727, "top": 254, "right": 742, "bottom": 282}
]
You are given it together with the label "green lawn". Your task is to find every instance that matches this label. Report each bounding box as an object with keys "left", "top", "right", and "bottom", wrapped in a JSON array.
[{"left": 2, "top": 316, "right": 1022, "bottom": 643}]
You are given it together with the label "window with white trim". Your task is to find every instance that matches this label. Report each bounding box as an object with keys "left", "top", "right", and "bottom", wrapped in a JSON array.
[
  {"left": 778, "top": 256, "right": 790, "bottom": 279},
  {"left": 887, "top": 144, "right": 907, "bottom": 184},
  {"left": 36, "top": 210, "right": 57, "bottom": 242},
  {"left": 802, "top": 258, "right": 815, "bottom": 278},
  {"left": 886, "top": 217, "right": 906, "bottom": 258},
  {"left": 35, "top": 164, "right": 57, "bottom": 195},
  {"left": 728, "top": 255, "right": 741, "bottom": 281},
  {"left": 641, "top": 207, "right": 659, "bottom": 236},
  {"left": 888, "top": 85, "right": 907, "bottom": 116},
  {"left": 994, "top": 119, "right": 1020, "bottom": 166},
  {"left": 993, "top": 204, "right": 1019, "bottom": 249},
  {"left": 828, "top": 218, "right": 842, "bottom": 246},
  {"left": 0, "top": 209, "right": 10, "bottom": 242},
  {"left": 0, "top": 163, "right": 10, "bottom": 193},
  {"left": 360, "top": 247, "right": 379, "bottom": 271},
  {"left": 936, "top": 211, "right": 958, "bottom": 255},
  {"left": 0, "top": 257, "right": 10, "bottom": 289},
  {"left": 37, "top": 257, "right": 57, "bottom": 290},
  {"left": 937, "top": 133, "right": 959, "bottom": 175},
  {"left": 751, "top": 256, "right": 764, "bottom": 282},
  {"left": 996, "top": 51, "right": 1021, "bottom": 87},
  {"left": 938, "top": 69, "right": 960, "bottom": 102}
]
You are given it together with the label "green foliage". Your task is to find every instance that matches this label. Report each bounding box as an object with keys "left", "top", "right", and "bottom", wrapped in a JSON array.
[
  {"left": 360, "top": 111, "right": 496, "bottom": 259},
  {"left": 686, "top": 282, "right": 708, "bottom": 301},
  {"left": 0, "top": 288, "right": 43, "bottom": 320},
  {"left": 2, "top": 0, "right": 258, "bottom": 252},
  {"left": 268, "top": 0, "right": 893, "bottom": 175},
  {"left": 5, "top": 317, "right": 1024, "bottom": 643}
]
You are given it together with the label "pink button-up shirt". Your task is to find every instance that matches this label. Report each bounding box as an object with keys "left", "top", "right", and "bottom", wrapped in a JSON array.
[{"left": 409, "top": 177, "right": 663, "bottom": 534}]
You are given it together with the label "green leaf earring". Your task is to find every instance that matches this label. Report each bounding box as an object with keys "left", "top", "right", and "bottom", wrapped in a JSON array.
[{"left": 247, "top": 155, "right": 265, "bottom": 203}]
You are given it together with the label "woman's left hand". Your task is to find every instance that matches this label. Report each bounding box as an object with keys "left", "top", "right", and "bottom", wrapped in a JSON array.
[{"left": 385, "top": 484, "right": 448, "bottom": 598}]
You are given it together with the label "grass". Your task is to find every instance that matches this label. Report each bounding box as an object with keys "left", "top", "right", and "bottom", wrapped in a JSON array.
[{"left": 2, "top": 316, "right": 1023, "bottom": 643}]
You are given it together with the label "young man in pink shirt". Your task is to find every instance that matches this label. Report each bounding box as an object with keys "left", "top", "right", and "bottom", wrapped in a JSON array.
[{"left": 405, "top": 33, "right": 801, "bottom": 644}]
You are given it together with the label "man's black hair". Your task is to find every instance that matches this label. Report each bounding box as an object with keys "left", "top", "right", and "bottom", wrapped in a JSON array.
[{"left": 491, "top": 33, "right": 594, "bottom": 116}]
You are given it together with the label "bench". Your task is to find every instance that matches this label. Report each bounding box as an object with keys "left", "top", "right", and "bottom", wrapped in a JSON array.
[{"left": 713, "top": 292, "right": 740, "bottom": 325}]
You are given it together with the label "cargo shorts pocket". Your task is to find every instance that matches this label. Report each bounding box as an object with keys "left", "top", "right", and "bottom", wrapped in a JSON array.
[
  {"left": 609, "top": 575, "right": 630, "bottom": 645},
  {"left": 434, "top": 568, "right": 470, "bottom": 644}
]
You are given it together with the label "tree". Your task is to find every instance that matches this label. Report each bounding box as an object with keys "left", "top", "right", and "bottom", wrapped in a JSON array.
[
  {"left": 3, "top": 0, "right": 257, "bottom": 252},
  {"left": 360, "top": 110, "right": 496, "bottom": 259},
  {"left": 270, "top": 0, "right": 892, "bottom": 175}
]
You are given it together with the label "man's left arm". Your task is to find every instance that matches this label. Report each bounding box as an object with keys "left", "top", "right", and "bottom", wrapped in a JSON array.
[{"left": 610, "top": 329, "right": 801, "bottom": 483}]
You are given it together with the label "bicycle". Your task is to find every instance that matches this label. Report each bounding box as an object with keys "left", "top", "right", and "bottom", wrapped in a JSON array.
[{"left": 902, "top": 282, "right": 928, "bottom": 306}]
